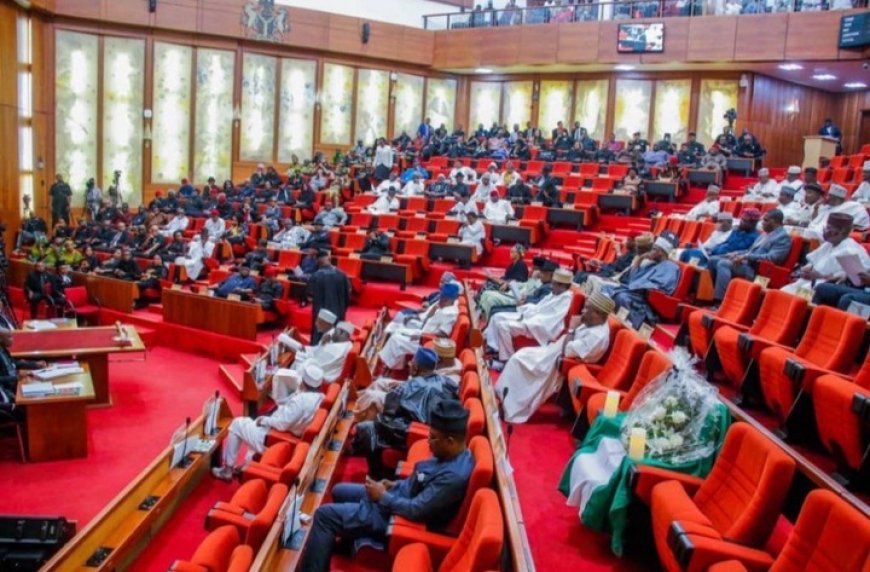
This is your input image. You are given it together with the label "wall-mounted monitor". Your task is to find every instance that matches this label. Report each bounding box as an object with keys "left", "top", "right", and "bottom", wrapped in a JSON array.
[
  {"left": 839, "top": 12, "right": 870, "bottom": 49},
  {"left": 617, "top": 23, "right": 664, "bottom": 53}
]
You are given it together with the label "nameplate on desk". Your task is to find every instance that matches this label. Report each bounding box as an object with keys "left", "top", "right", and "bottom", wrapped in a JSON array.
[
  {"left": 616, "top": 307, "right": 630, "bottom": 322},
  {"left": 349, "top": 252, "right": 361, "bottom": 260},
  {"left": 447, "top": 237, "right": 460, "bottom": 244},
  {"left": 795, "top": 286, "right": 814, "bottom": 302},
  {"left": 753, "top": 276, "right": 770, "bottom": 288},
  {"left": 507, "top": 221, "right": 520, "bottom": 227},
  {"left": 562, "top": 203, "right": 575, "bottom": 210},
  {"left": 227, "top": 294, "right": 242, "bottom": 302},
  {"left": 171, "top": 284, "right": 183, "bottom": 291},
  {"left": 356, "top": 229, "right": 367, "bottom": 235},
  {"left": 379, "top": 256, "right": 393, "bottom": 263},
  {"left": 416, "top": 232, "right": 427, "bottom": 238},
  {"left": 206, "top": 289, "right": 215, "bottom": 297},
  {"left": 530, "top": 201, "right": 543, "bottom": 207},
  {"left": 415, "top": 213, "right": 426, "bottom": 218},
  {"left": 637, "top": 323, "right": 654, "bottom": 341}
]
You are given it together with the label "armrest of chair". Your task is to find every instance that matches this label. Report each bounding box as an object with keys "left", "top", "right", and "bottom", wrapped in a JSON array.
[
  {"left": 388, "top": 518, "right": 455, "bottom": 562},
  {"left": 678, "top": 303, "right": 705, "bottom": 324},
  {"left": 648, "top": 290, "right": 680, "bottom": 321},
  {"left": 737, "top": 333, "right": 792, "bottom": 359},
  {"left": 674, "top": 533, "right": 776, "bottom": 572},
  {"left": 392, "top": 543, "right": 435, "bottom": 572},
  {"left": 628, "top": 464, "right": 705, "bottom": 506},
  {"left": 785, "top": 358, "right": 852, "bottom": 392},
  {"left": 211, "top": 502, "right": 245, "bottom": 516}
]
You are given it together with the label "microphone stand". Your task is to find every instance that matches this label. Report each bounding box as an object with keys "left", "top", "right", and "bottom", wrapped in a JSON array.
[{"left": 177, "top": 416, "right": 193, "bottom": 468}]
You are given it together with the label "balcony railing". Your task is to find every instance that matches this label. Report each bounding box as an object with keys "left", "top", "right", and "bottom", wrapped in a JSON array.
[{"left": 422, "top": 1, "right": 867, "bottom": 29}]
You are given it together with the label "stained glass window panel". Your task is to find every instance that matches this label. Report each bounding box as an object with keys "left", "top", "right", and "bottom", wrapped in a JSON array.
[
  {"left": 194, "top": 48, "right": 235, "bottom": 183},
  {"left": 240, "top": 53, "right": 277, "bottom": 162},
  {"left": 393, "top": 73, "right": 424, "bottom": 138},
  {"left": 501, "top": 81, "right": 532, "bottom": 129},
  {"left": 152, "top": 42, "right": 192, "bottom": 182},
  {"left": 469, "top": 81, "right": 501, "bottom": 133},
  {"left": 320, "top": 63, "right": 353, "bottom": 146},
  {"left": 698, "top": 79, "right": 739, "bottom": 147},
  {"left": 613, "top": 79, "right": 652, "bottom": 141},
  {"left": 653, "top": 79, "right": 691, "bottom": 144},
  {"left": 355, "top": 68, "right": 390, "bottom": 146},
  {"left": 574, "top": 79, "right": 609, "bottom": 141},
  {"left": 102, "top": 37, "right": 145, "bottom": 205},
  {"left": 425, "top": 77, "right": 456, "bottom": 132},
  {"left": 539, "top": 80, "right": 573, "bottom": 134},
  {"left": 277, "top": 58, "right": 315, "bottom": 162},
  {"left": 55, "top": 31, "right": 98, "bottom": 198}
]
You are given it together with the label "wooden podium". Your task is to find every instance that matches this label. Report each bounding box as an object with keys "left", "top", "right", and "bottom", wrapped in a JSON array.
[{"left": 803, "top": 136, "right": 838, "bottom": 170}]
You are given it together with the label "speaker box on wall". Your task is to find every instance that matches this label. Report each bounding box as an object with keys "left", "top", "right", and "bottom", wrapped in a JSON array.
[
  {"left": 149, "top": 0, "right": 157, "bottom": 13},
  {"left": 361, "top": 22, "right": 371, "bottom": 44}
]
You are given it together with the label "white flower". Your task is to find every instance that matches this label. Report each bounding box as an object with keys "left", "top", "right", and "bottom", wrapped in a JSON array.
[
  {"left": 664, "top": 396, "right": 678, "bottom": 407},
  {"left": 651, "top": 406, "right": 666, "bottom": 421},
  {"left": 669, "top": 434, "right": 685, "bottom": 448},
  {"left": 671, "top": 411, "right": 688, "bottom": 425},
  {"left": 650, "top": 437, "right": 670, "bottom": 451}
]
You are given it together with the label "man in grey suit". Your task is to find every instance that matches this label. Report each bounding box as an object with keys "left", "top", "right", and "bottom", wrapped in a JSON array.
[{"left": 708, "top": 209, "right": 792, "bottom": 301}]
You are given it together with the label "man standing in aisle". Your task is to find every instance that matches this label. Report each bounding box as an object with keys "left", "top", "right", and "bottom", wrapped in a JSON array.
[
  {"left": 307, "top": 250, "right": 351, "bottom": 344},
  {"left": 49, "top": 175, "right": 72, "bottom": 228}
]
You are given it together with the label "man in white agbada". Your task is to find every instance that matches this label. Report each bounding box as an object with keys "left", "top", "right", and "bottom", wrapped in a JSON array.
[
  {"left": 485, "top": 268, "right": 575, "bottom": 366},
  {"left": 777, "top": 185, "right": 810, "bottom": 226},
  {"left": 367, "top": 188, "right": 400, "bottom": 214},
  {"left": 682, "top": 185, "right": 721, "bottom": 220},
  {"left": 780, "top": 165, "right": 805, "bottom": 200},
  {"left": 374, "top": 172, "right": 401, "bottom": 196},
  {"left": 471, "top": 174, "right": 498, "bottom": 202},
  {"left": 485, "top": 163, "right": 504, "bottom": 186},
  {"left": 379, "top": 282, "right": 461, "bottom": 370},
  {"left": 495, "top": 291, "right": 614, "bottom": 424},
  {"left": 676, "top": 214, "right": 733, "bottom": 265},
  {"left": 447, "top": 193, "right": 480, "bottom": 223},
  {"left": 782, "top": 213, "right": 870, "bottom": 296},
  {"left": 851, "top": 161, "right": 870, "bottom": 203},
  {"left": 482, "top": 190, "right": 515, "bottom": 224},
  {"left": 203, "top": 209, "right": 226, "bottom": 240},
  {"left": 212, "top": 363, "right": 325, "bottom": 481},
  {"left": 805, "top": 184, "right": 870, "bottom": 240},
  {"left": 742, "top": 168, "right": 778, "bottom": 202},
  {"left": 161, "top": 208, "right": 190, "bottom": 237},
  {"left": 272, "top": 218, "right": 310, "bottom": 249},
  {"left": 400, "top": 173, "right": 425, "bottom": 196},
  {"left": 459, "top": 211, "right": 486, "bottom": 255},
  {"left": 271, "top": 320, "right": 354, "bottom": 404},
  {"left": 175, "top": 228, "right": 214, "bottom": 281},
  {"left": 449, "top": 160, "right": 476, "bottom": 184}
]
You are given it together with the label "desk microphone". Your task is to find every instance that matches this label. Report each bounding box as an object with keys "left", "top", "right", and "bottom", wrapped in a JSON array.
[
  {"left": 501, "top": 387, "right": 514, "bottom": 454},
  {"left": 179, "top": 416, "right": 193, "bottom": 468},
  {"left": 286, "top": 477, "right": 302, "bottom": 549}
]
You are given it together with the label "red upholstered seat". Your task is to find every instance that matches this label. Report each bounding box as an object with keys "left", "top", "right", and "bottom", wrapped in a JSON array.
[
  {"left": 812, "top": 356, "right": 870, "bottom": 475},
  {"left": 65, "top": 286, "right": 99, "bottom": 323},
  {"left": 756, "top": 235, "right": 805, "bottom": 288},
  {"left": 586, "top": 350, "right": 672, "bottom": 426},
  {"left": 459, "top": 348, "right": 478, "bottom": 375},
  {"left": 168, "top": 525, "right": 254, "bottom": 572},
  {"left": 391, "top": 489, "right": 503, "bottom": 572},
  {"left": 686, "top": 279, "right": 762, "bottom": 359},
  {"left": 642, "top": 423, "right": 795, "bottom": 572},
  {"left": 265, "top": 407, "right": 327, "bottom": 448},
  {"left": 241, "top": 441, "right": 310, "bottom": 486},
  {"left": 686, "top": 490, "right": 869, "bottom": 572},
  {"left": 757, "top": 305, "right": 865, "bottom": 423},
  {"left": 206, "top": 479, "right": 288, "bottom": 550},
  {"left": 711, "top": 290, "right": 808, "bottom": 390},
  {"left": 648, "top": 262, "right": 696, "bottom": 322},
  {"left": 568, "top": 328, "right": 648, "bottom": 414}
]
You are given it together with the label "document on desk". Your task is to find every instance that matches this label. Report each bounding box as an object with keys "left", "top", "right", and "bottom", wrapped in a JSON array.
[
  {"left": 25, "top": 320, "right": 58, "bottom": 331},
  {"left": 836, "top": 253, "right": 865, "bottom": 286},
  {"left": 21, "top": 382, "right": 56, "bottom": 398},
  {"left": 32, "top": 362, "right": 84, "bottom": 380},
  {"left": 53, "top": 381, "right": 84, "bottom": 396}
]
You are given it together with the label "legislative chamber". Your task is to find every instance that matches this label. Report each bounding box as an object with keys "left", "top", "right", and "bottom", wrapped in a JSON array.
[{"left": 0, "top": 0, "right": 868, "bottom": 570}]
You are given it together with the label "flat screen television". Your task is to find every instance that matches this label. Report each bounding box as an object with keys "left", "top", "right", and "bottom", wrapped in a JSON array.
[{"left": 617, "top": 23, "right": 664, "bottom": 53}]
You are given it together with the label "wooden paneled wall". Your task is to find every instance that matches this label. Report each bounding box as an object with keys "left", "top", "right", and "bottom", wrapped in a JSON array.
[
  {"left": 836, "top": 90, "right": 870, "bottom": 156},
  {"left": 432, "top": 10, "right": 869, "bottom": 69},
  {"left": 0, "top": 1, "right": 20, "bottom": 234}
]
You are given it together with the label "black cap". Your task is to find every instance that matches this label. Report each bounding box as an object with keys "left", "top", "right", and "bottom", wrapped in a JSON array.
[
  {"left": 541, "top": 260, "right": 559, "bottom": 272},
  {"left": 317, "top": 249, "right": 331, "bottom": 258},
  {"left": 429, "top": 399, "right": 469, "bottom": 435},
  {"left": 804, "top": 167, "right": 818, "bottom": 174},
  {"left": 532, "top": 256, "right": 546, "bottom": 268},
  {"left": 804, "top": 183, "right": 823, "bottom": 194}
]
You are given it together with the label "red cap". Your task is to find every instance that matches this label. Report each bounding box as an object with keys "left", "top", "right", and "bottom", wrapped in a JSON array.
[
  {"left": 210, "top": 209, "right": 219, "bottom": 216},
  {"left": 263, "top": 266, "right": 277, "bottom": 277},
  {"left": 155, "top": 190, "right": 163, "bottom": 197},
  {"left": 669, "top": 155, "right": 679, "bottom": 165},
  {"left": 490, "top": 190, "right": 499, "bottom": 198}
]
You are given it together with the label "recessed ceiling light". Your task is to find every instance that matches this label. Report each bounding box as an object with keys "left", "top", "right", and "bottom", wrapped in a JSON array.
[
  {"left": 614, "top": 65, "right": 635, "bottom": 71},
  {"left": 812, "top": 74, "right": 837, "bottom": 81},
  {"left": 778, "top": 63, "right": 803, "bottom": 71},
  {"left": 474, "top": 67, "right": 492, "bottom": 74},
  {"left": 844, "top": 82, "right": 867, "bottom": 89}
]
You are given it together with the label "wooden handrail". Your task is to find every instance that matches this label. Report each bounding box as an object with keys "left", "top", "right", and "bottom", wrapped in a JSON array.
[{"left": 41, "top": 398, "right": 234, "bottom": 572}]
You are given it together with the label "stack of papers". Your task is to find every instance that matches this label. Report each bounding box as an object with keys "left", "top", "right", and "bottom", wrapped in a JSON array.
[
  {"left": 21, "top": 382, "right": 56, "bottom": 398},
  {"left": 25, "top": 320, "right": 58, "bottom": 331},
  {"left": 53, "top": 381, "right": 83, "bottom": 396},
  {"left": 32, "top": 362, "right": 84, "bottom": 380}
]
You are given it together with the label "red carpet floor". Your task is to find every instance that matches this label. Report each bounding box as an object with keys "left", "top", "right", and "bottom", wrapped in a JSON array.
[{"left": 0, "top": 346, "right": 242, "bottom": 528}]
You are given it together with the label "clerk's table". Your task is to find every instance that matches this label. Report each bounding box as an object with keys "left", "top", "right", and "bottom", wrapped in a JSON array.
[
  {"left": 10, "top": 325, "right": 144, "bottom": 406},
  {"left": 16, "top": 364, "right": 94, "bottom": 462}
]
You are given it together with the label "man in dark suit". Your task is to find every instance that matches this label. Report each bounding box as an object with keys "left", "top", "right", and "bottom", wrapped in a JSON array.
[{"left": 24, "top": 261, "right": 54, "bottom": 319}]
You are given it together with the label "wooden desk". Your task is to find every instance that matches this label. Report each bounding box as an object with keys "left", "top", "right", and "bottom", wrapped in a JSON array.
[
  {"left": 726, "top": 157, "right": 758, "bottom": 176},
  {"left": 428, "top": 241, "right": 476, "bottom": 265},
  {"left": 11, "top": 325, "right": 144, "bottom": 406},
  {"left": 687, "top": 169, "right": 721, "bottom": 187},
  {"left": 644, "top": 181, "right": 679, "bottom": 202},
  {"left": 547, "top": 206, "right": 586, "bottom": 230},
  {"left": 41, "top": 400, "right": 234, "bottom": 572},
  {"left": 243, "top": 348, "right": 294, "bottom": 418},
  {"left": 162, "top": 288, "right": 263, "bottom": 340},
  {"left": 597, "top": 192, "right": 637, "bottom": 214},
  {"left": 17, "top": 364, "right": 94, "bottom": 462},
  {"left": 360, "top": 259, "right": 413, "bottom": 289},
  {"left": 488, "top": 222, "right": 533, "bottom": 245}
]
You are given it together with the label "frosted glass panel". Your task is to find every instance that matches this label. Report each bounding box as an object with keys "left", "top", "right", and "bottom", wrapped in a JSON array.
[
  {"left": 152, "top": 42, "right": 192, "bottom": 182},
  {"left": 501, "top": 81, "right": 532, "bottom": 129},
  {"left": 614, "top": 79, "right": 651, "bottom": 140},
  {"left": 469, "top": 81, "right": 501, "bottom": 133},
  {"left": 103, "top": 37, "right": 145, "bottom": 205},
  {"left": 698, "top": 79, "right": 739, "bottom": 147},
  {"left": 393, "top": 73, "right": 424, "bottom": 138},
  {"left": 653, "top": 79, "right": 691, "bottom": 143},
  {"left": 320, "top": 63, "right": 353, "bottom": 146},
  {"left": 539, "top": 80, "right": 573, "bottom": 135},
  {"left": 240, "top": 53, "right": 277, "bottom": 162},
  {"left": 278, "top": 58, "right": 316, "bottom": 162},
  {"left": 355, "top": 68, "right": 390, "bottom": 146},
  {"left": 194, "top": 49, "right": 235, "bottom": 183},
  {"left": 55, "top": 31, "right": 98, "bottom": 199},
  {"left": 425, "top": 78, "right": 456, "bottom": 132},
  {"left": 574, "top": 79, "right": 609, "bottom": 141}
]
